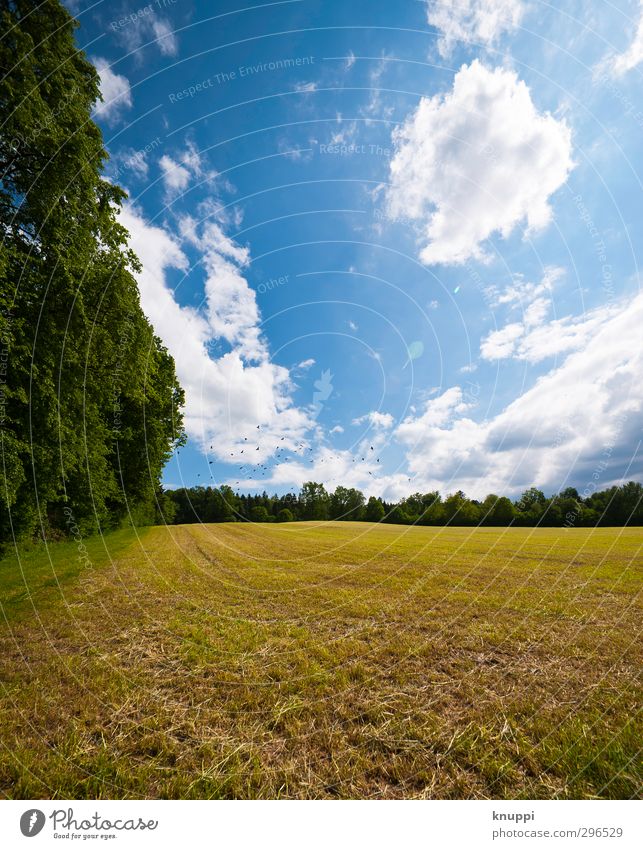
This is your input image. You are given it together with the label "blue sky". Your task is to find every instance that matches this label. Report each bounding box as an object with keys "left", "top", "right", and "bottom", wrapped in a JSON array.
[{"left": 70, "top": 0, "right": 643, "bottom": 499}]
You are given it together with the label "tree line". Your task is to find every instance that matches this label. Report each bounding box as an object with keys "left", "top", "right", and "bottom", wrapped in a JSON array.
[
  {"left": 159, "top": 480, "right": 643, "bottom": 527},
  {"left": 0, "top": 1, "right": 185, "bottom": 546}
]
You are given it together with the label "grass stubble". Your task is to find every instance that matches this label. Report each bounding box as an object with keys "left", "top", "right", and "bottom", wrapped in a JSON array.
[{"left": 0, "top": 521, "right": 640, "bottom": 799}]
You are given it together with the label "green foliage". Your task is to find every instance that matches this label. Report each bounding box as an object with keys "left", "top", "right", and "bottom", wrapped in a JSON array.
[
  {"left": 384, "top": 505, "right": 410, "bottom": 525},
  {"left": 0, "top": 1, "right": 184, "bottom": 544},
  {"left": 329, "top": 485, "right": 365, "bottom": 520},
  {"left": 299, "top": 481, "right": 329, "bottom": 520},
  {"left": 250, "top": 505, "right": 270, "bottom": 523},
  {"left": 480, "top": 494, "right": 515, "bottom": 526},
  {"left": 161, "top": 481, "right": 643, "bottom": 528},
  {"left": 364, "top": 496, "right": 385, "bottom": 523},
  {"left": 442, "top": 491, "right": 480, "bottom": 525}
]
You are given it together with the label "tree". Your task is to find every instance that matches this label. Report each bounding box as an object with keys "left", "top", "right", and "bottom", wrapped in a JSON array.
[
  {"left": 299, "top": 482, "right": 329, "bottom": 520},
  {"left": 155, "top": 489, "right": 177, "bottom": 525},
  {"left": 0, "top": 0, "right": 184, "bottom": 543},
  {"left": 443, "top": 491, "right": 480, "bottom": 525},
  {"left": 250, "top": 505, "right": 269, "bottom": 522},
  {"left": 604, "top": 481, "right": 643, "bottom": 526},
  {"left": 384, "top": 505, "right": 410, "bottom": 525},
  {"left": 329, "top": 486, "right": 365, "bottom": 520},
  {"left": 481, "top": 494, "right": 515, "bottom": 525},
  {"left": 401, "top": 491, "right": 442, "bottom": 524},
  {"left": 516, "top": 488, "right": 547, "bottom": 511},
  {"left": 514, "top": 487, "right": 547, "bottom": 526},
  {"left": 364, "top": 496, "right": 385, "bottom": 523},
  {"left": 422, "top": 493, "right": 445, "bottom": 525},
  {"left": 277, "top": 508, "right": 294, "bottom": 522}
]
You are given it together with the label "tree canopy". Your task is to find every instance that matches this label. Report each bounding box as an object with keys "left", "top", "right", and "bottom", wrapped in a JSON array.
[{"left": 0, "top": 0, "right": 184, "bottom": 543}]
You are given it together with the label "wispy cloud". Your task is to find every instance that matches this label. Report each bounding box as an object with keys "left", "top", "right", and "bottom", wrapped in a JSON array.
[
  {"left": 598, "top": 2, "right": 643, "bottom": 76},
  {"left": 426, "top": 0, "right": 525, "bottom": 57}
]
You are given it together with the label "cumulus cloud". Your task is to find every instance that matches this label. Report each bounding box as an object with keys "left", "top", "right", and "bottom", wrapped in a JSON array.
[
  {"left": 600, "top": 3, "right": 643, "bottom": 76},
  {"left": 386, "top": 61, "right": 574, "bottom": 265},
  {"left": 352, "top": 411, "right": 395, "bottom": 429},
  {"left": 118, "top": 203, "right": 312, "bottom": 458},
  {"left": 92, "top": 58, "right": 132, "bottom": 124},
  {"left": 426, "top": 0, "right": 525, "bottom": 57},
  {"left": 203, "top": 250, "right": 264, "bottom": 361},
  {"left": 395, "top": 291, "right": 643, "bottom": 497},
  {"left": 480, "top": 322, "right": 525, "bottom": 360}
]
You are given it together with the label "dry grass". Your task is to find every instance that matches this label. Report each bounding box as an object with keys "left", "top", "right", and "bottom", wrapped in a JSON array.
[{"left": 0, "top": 521, "right": 641, "bottom": 799}]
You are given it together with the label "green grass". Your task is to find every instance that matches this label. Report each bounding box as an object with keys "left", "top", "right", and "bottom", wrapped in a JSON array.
[{"left": 0, "top": 522, "right": 641, "bottom": 799}]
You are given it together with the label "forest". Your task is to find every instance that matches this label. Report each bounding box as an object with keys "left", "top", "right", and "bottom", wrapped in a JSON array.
[
  {"left": 0, "top": 0, "right": 185, "bottom": 545},
  {"left": 160, "top": 480, "right": 643, "bottom": 527}
]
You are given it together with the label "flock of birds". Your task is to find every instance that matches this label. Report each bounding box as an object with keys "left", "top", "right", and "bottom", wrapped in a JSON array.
[{"left": 176, "top": 423, "right": 414, "bottom": 491}]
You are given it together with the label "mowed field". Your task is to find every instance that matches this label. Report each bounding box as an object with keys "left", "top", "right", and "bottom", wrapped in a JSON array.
[{"left": 0, "top": 522, "right": 641, "bottom": 799}]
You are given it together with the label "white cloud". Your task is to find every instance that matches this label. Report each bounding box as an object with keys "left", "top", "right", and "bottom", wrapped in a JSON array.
[
  {"left": 297, "top": 358, "right": 316, "bottom": 370},
  {"left": 204, "top": 257, "right": 263, "bottom": 361},
  {"left": 106, "top": 146, "right": 152, "bottom": 182},
  {"left": 92, "top": 58, "right": 132, "bottom": 124},
  {"left": 361, "top": 54, "right": 395, "bottom": 123},
  {"left": 151, "top": 17, "right": 179, "bottom": 56},
  {"left": 386, "top": 61, "right": 574, "bottom": 265},
  {"left": 482, "top": 305, "right": 622, "bottom": 363},
  {"left": 485, "top": 265, "right": 564, "bottom": 309},
  {"left": 395, "top": 291, "right": 643, "bottom": 497},
  {"left": 352, "top": 411, "right": 395, "bottom": 429},
  {"left": 479, "top": 266, "right": 623, "bottom": 364},
  {"left": 117, "top": 10, "right": 178, "bottom": 57},
  {"left": 118, "top": 203, "right": 312, "bottom": 458},
  {"left": 480, "top": 322, "right": 524, "bottom": 359},
  {"left": 426, "top": 0, "right": 525, "bottom": 57},
  {"left": 158, "top": 141, "right": 206, "bottom": 199},
  {"left": 601, "top": 3, "right": 643, "bottom": 76},
  {"left": 159, "top": 155, "right": 191, "bottom": 194},
  {"left": 330, "top": 425, "right": 344, "bottom": 434},
  {"left": 277, "top": 138, "right": 314, "bottom": 162},
  {"left": 294, "top": 81, "right": 318, "bottom": 92}
]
